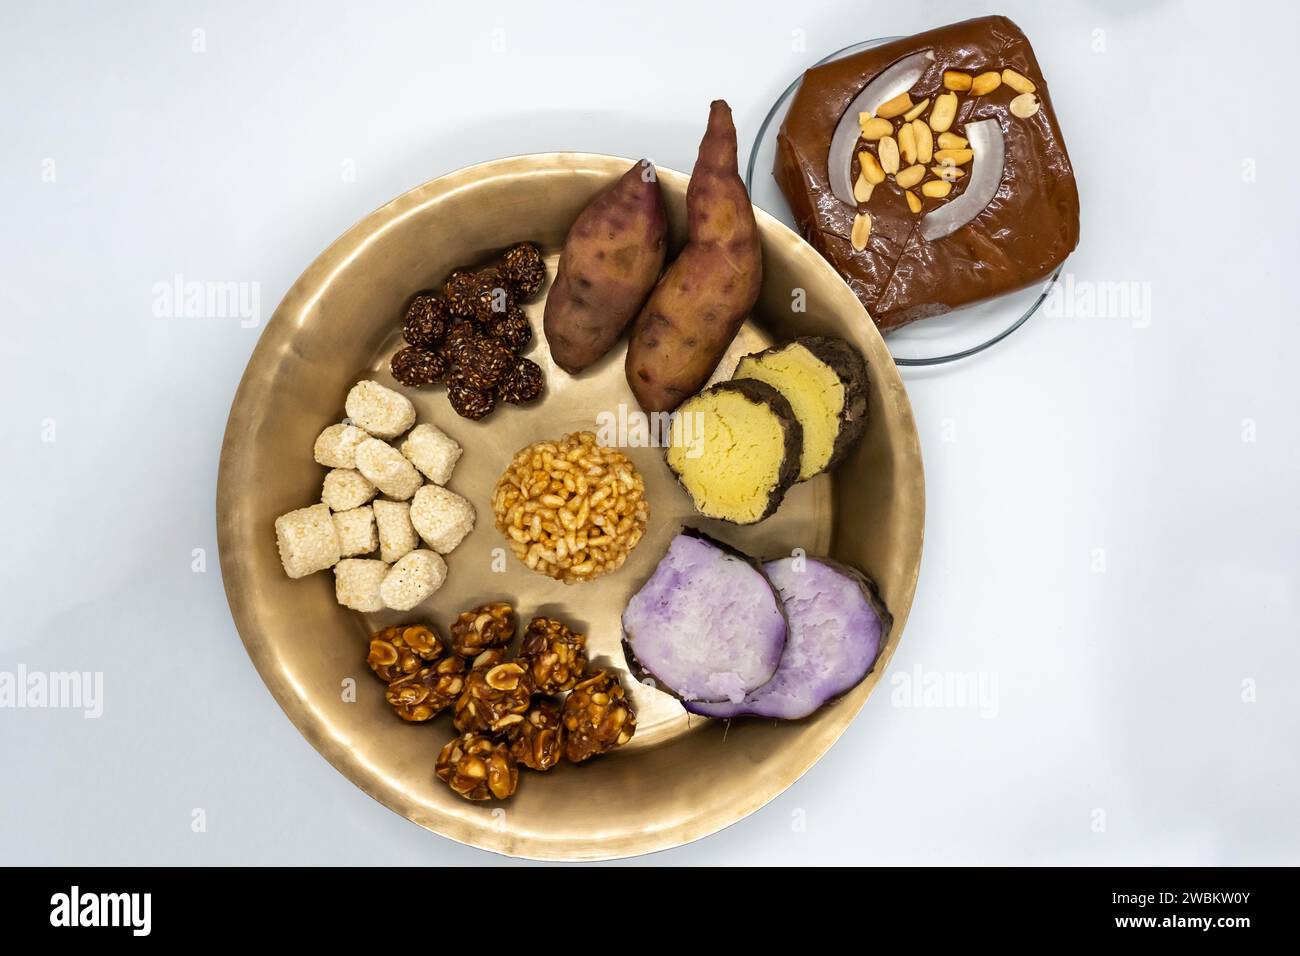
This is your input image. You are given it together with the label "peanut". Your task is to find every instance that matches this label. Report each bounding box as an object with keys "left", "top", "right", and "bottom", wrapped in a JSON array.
[
  {"left": 859, "top": 115, "right": 893, "bottom": 140},
  {"left": 850, "top": 212, "right": 872, "bottom": 251},
  {"left": 875, "top": 91, "right": 914, "bottom": 119},
  {"left": 929, "top": 91, "right": 959, "bottom": 133},
  {"left": 878, "top": 135, "right": 900, "bottom": 175},
  {"left": 1001, "top": 68, "right": 1036, "bottom": 95},
  {"left": 943, "top": 70, "right": 973, "bottom": 92},
  {"left": 858, "top": 150, "right": 886, "bottom": 185},
  {"left": 912, "top": 119, "right": 934, "bottom": 165},
  {"left": 971, "top": 71, "right": 1002, "bottom": 95},
  {"left": 1010, "top": 92, "right": 1040, "bottom": 118},
  {"left": 899, "top": 122, "right": 917, "bottom": 165},
  {"left": 895, "top": 164, "right": 926, "bottom": 189}
]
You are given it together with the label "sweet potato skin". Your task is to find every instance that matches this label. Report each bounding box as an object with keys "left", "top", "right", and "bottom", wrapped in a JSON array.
[
  {"left": 625, "top": 101, "right": 762, "bottom": 412},
  {"left": 543, "top": 160, "right": 666, "bottom": 374}
]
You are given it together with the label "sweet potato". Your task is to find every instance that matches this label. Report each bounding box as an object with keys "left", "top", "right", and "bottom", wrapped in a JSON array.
[
  {"left": 731, "top": 336, "right": 869, "bottom": 481},
  {"left": 625, "top": 100, "right": 762, "bottom": 412},
  {"left": 543, "top": 160, "right": 666, "bottom": 374}
]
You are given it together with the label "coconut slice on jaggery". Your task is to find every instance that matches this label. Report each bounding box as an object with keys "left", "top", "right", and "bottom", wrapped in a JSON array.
[
  {"left": 731, "top": 336, "right": 868, "bottom": 482},
  {"left": 665, "top": 379, "right": 802, "bottom": 525}
]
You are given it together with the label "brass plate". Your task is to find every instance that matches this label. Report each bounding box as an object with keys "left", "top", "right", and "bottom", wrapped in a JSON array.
[{"left": 216, "top": 153, "right": 924, "bottom": 861}]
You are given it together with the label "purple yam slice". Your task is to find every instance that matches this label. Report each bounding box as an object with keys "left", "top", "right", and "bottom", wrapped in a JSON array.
[
  {"left": 622, "top": 529, "right": 786, "bottom": 703},
  {"left": 686, "top": 556, "right": 890, "bottom": 720}
]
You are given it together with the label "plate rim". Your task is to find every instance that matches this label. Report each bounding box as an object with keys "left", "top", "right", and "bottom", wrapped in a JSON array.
[{"left": 216, "top": 151, "right": 925, "bottom": 861}]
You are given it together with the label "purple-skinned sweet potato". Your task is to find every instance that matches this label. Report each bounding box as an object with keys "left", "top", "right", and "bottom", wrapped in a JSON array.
[
  {"left": 685, "top": 556, "right": 890, "bottom": 720},
  {"left": 621, "top": 528, "right": 786, "bottom": 704},
  {"left": 625, "top": 100, "right": 762, "bottom": 412},
  {"left": 543, "top": 160, "right": 666, "bottom": 374}
]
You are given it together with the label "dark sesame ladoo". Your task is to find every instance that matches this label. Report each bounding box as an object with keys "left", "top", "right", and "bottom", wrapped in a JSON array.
[
  {"left": 398, "top": 244, "right": 551, "bottom": 418},
  {"left": 501, "top": 242, "right": 546, "bottom": 300},
  {"left": 487, "top": 306, "right": 533, "bottom": 351},
  {"left": 497, "top": 357, "right": 544, "bottom": 405},
  {"left": 446, "top": 371, "right": 496, "bottom": 420},
  {"left": 439, "top": 321, "right": 482, "bottom": 367},
  {"left": 390, "top": 347, "right": 447, "bottom": 387},
  {"left": 458, "top": 335, "right": 515, "bottom": 392},
  {"left": 442, "top": 269, "right": 480, "bottom": 318},
  {"left": 469, "top": 266, "right": 515, "bottom": 323},
  {"left": 402, "top": 293, "right": 450, "bottom": 348}
]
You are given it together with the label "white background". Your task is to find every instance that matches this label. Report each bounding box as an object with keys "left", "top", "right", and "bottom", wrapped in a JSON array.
[{"left": 1, "top": 0, "right": 1297, "bottom": 865}]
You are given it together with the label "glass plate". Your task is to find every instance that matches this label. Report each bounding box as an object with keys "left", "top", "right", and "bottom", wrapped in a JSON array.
[{"left": 745, "top": 37, "right": 1063, "bottom": 367}]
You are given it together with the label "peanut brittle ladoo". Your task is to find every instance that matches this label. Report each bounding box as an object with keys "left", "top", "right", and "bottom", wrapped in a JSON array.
[{"left": 774, "top": 15, "right": 1080, "bottom": 331}]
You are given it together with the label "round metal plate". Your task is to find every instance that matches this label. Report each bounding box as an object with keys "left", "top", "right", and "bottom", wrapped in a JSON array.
[{"left": 216, "top": 153, "right": 924, "bottom": 860}]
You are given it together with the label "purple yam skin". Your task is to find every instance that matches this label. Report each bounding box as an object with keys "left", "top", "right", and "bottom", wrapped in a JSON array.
[
  {"left": 622, "top": 529, "right": 786, "bottom": 704},
  {"left": 685, "top": 556, "right": 891, "bottom": 720}
]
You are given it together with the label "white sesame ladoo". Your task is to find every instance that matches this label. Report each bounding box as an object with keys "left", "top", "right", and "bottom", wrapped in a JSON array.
[
  {"left": 400, "top": 423, "right": 462, "bottom": 485},
  {"left": 321, "top": 468, "right": 377, "bottom": 511},
  {"left": 274, "top": 504, "right": 341, "bottom": 579},
  {"left": 332, "top": 506, "right": 377, "bottom": 557},
  {"left": 345, "top": 380, "right": 415, "bottom": 439},
  {"left": 313, "top": 423, "right": 370, "bottom": 469},
  {"left": 333, "top": 558, "right": 388, "bottom": 612},
  {"left": 355, "top": 439, "right": 422, "bottom": 500},
  {"left": 380, "top": 550, "right": 448, "bottom": 611},
  {"left": 373, "top": 500, "right": 419, "bottom": 564},
  {"left": 410, "top": 485, "right": 476, "bottom": 554}
]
